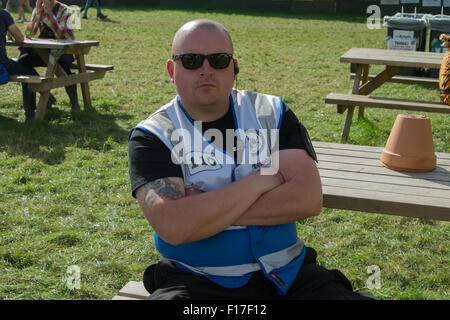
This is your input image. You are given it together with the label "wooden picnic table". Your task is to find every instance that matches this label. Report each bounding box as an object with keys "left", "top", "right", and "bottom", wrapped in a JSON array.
[
  {"left": 325, "top": 47, "right": 449, "bottom": 142},
  {"left": 340, "top": 47, "right": 444, "bottom": 69},
  {"left": 314, "top": 141, "right": 450, "bottom": 221},
  {"left": 6, "top": 38, "right": 113, "bottom": 119}
]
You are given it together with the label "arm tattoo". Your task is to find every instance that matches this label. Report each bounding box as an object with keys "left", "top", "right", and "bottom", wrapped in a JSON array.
[{"left": 143, "top": 178, "right": 184, "bottom": 206}]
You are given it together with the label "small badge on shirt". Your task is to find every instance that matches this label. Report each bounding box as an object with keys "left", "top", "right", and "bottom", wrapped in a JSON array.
[{"left": 185, "top": 151, "right": 223, "bottom": 175}]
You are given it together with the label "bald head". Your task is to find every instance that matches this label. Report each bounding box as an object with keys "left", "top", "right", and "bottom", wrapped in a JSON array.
[{"left": 171, "top": 19, "right": 234, "bottom": 55}]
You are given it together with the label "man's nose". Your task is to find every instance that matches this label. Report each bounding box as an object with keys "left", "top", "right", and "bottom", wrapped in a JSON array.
[{"left": 199, "top": 58, "right": 214, "bottom": 75}]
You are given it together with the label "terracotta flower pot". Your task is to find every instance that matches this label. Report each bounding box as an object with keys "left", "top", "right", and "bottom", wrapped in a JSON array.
[{"left": 380, "top": 114, "right": 436, "bottom": 172}]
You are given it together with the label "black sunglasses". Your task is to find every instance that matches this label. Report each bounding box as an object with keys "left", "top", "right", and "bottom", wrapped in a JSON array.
[{"left": 172, "top": 53, "right": 233, "bottom": 70}]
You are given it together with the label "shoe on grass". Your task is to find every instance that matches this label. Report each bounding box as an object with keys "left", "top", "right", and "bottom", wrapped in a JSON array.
[
  {"left": 47, "top": 94, "right": 56, "bottom": 110},
  {"left": 71, "top": 103, "right": 81, "bottom": 113}
]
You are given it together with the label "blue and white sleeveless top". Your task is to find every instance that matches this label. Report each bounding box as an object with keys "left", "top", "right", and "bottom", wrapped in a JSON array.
[{"left": 131, "top": 89, "right": 306, "bottom": 295}]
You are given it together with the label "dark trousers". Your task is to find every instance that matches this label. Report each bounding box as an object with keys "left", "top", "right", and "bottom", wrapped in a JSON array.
[
  {"left": 143, "top": 247, "right": 376, "bottom": 300},
  {"left": 83, "top": 0, "right": 103, "bottom": 17},
  {"left": 6, "top": 58, "right": 39, "bottom": 120},
  {"left": 18, "top": 50, "right": 75, "bottom": 76},
  {"left": 18, "top": 51, "right": 79, "bottom": 112}
]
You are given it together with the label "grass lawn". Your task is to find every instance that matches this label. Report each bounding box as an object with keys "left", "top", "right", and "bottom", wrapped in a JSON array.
[{"left": 0, "top": 6, "right": 448, "bottom": 300}]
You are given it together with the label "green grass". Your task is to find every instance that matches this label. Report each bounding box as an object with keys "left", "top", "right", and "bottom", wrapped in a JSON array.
[{"left": 1, "top": 6, "right": 449, "bottom": 300}]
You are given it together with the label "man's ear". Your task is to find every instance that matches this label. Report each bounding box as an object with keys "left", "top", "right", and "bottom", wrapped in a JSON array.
[{"left": 167, "top": 59, "right": 175, "bottom": 83}]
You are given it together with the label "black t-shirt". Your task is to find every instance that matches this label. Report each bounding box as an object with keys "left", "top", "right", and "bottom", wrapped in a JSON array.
[
  {"left": 128, "top": 102, "right": 315, "bottom": 198},
  {"left": 0, "top": 10, "right": 14, "bottom": 67}
]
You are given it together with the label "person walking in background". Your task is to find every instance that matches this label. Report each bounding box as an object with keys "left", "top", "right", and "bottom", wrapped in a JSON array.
[
  {"left": 20, "top": 0, "right": 33, "bottom": 17},
  {"left": 5, "top": 0, "right": 26, "bottom": 22},
  {"left": 81, "top": 0, "right": 107, "bottom": 20}
]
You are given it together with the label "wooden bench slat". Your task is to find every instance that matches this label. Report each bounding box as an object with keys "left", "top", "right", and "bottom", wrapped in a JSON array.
[
  {"left": 318, "top": 154, "right": 450, "bottom": 174},
  {"left": 322, "top": 185, "right": 450, "bottom": 221},
  {"left": 71, "top": 63, "right": 114, "bottom": 71},
  {"left": 316, "top": 146, "right": 384, "bottom": 160},
  {"left": 316, "top": 146, "right": 450, "bottom": 166},
  {"left": 116, "top": 281, "right": 150, "bottom": 300},
  {"left": 28, "top": 71, "right": 107, "bottom": 92},
  {"left": 319, "top": 167, "right": 449, "bottom": 190},
  {"left": 9, "top": 63, "right": 113, "bottom": 88},
  {"left": 315, "top": 144, "right": 450, "bottom": 167},
  {"left": 318, "top": 153, "right": 395, "bottom": 168},
  {"left": 314, "top": 141, "right": 383, "bottom": 154},
  {"left": 319, "top": 160, "right": 450, "bottom": 183},
  {"left": 315, "top": 141, "right": 450, "bottom": 161},
  {"left": 321, "top": 175, "right": 450, "bottom": 198},
  {"left": 9, "top": 75, "right": 50, "bottom": 84},
  {"left": 350, "top": 72, "right": 439, "bottom": 86},
  {"left": 325, "top": 93, "right": 450, "bottom": 113},
  {"left": 112, "top": 295, "right": 142, "bottom": 300}
]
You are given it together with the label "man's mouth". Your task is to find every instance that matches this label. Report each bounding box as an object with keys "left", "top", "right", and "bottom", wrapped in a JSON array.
[{"left": 197, "top": 83, "right": 216, "bottom": 89}]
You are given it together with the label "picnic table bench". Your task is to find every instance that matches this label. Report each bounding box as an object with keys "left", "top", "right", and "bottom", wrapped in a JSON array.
[
  {"left": 325, "top": 47, "right": 448, "bottom": 142},
  {"left": 6, "top": 38, "right": 113, "bottom": 119},
  {"left": 112, "top": 141, "right": 450, "bottom": 300}
]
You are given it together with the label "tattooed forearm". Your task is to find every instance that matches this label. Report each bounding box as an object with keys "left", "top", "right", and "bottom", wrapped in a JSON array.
[
  {"left": 143, "top": 178, "right": 185, "bottom": 206},
  {"left": 143, "top": 184, "right": 160, "bottom": 206}
]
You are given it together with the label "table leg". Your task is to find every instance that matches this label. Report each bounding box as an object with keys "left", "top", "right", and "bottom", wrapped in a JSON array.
[
  {"left": 35, "top": 49, "right": 66, "bottom": 77},
  {"left": 357, "top": 65, "right": 369, "bottom": 119},
  {"left": 341, "top": 106, "right": 355, "bottom": 143},
  {"left": 35, "top": 49, "right": 62, "bottom": 120},
  {"left": 35, "top": 91, "right": 50, "bottom": 119},
  {"left": 351, "top": 64, "right": 363, "bottom": 94},
  {"left": 341, "top": 65, "right": 400, "bottom": 142},
  {"left": 75, "top": 54, "right": 92, "bottom": 109},
  {"left": 341, "top": 64, "right": 363, "bottom": 142}
]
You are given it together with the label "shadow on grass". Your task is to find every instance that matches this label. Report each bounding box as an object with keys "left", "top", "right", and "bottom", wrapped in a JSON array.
[
  {"left": 107, "top": 5, "right": 368, "bottom": 23},
  {"left": 95, "top": 17, "right": 121, "bottom": 24},
  {"left": 346, "top": 116, "right": 390, "bottom": 146},
  {"left": 0, "top": 107, "right": 132, "bottom": 165}
]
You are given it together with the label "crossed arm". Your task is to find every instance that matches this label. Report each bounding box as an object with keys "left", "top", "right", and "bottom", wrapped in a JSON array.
[{"left": 135, "top": 149, "right": 322, "bottom": 245}]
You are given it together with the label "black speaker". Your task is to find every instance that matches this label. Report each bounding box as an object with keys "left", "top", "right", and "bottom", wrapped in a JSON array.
[{"left": 233, "top": 59, "right": 239, "bottom": 75}]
